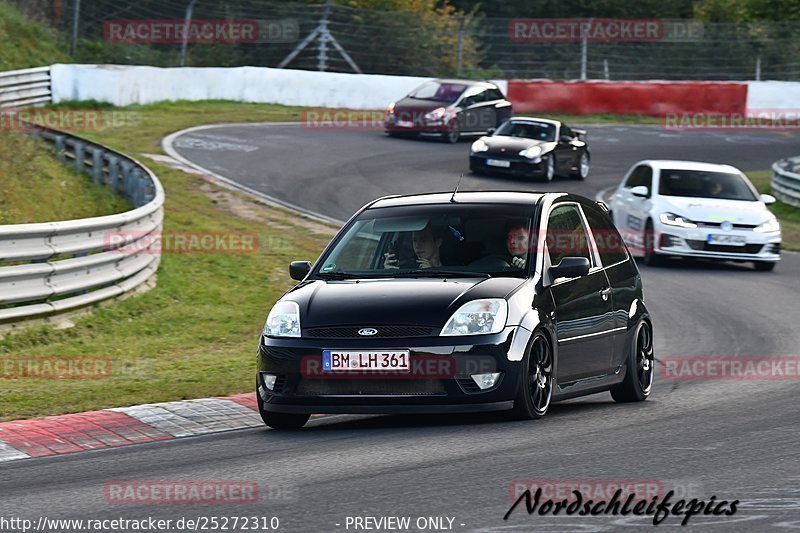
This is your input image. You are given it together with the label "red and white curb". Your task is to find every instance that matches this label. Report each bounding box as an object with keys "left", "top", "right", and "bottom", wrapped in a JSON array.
[{"left": 0, "top": 393, "right": 269, "bottom": 463}]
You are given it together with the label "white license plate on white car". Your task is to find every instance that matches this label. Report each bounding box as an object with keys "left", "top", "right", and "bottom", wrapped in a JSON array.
[
  {"left": 707, "top": 234, "right": 746, "bottom": 246},
  {"left": 322, "top": 350, "right": 410, "bottom": 371},
  {"left": 486, "top": 159, "right": 511, "bottom": 168}
]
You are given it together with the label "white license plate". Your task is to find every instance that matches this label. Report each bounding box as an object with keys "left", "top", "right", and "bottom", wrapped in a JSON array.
[
  {"left": 486, "top": 159, "right": 511, "bottom": 168},
  {"left": 707, "top": 234, "right": 746, "bottom": 246},
  {"left": 396, "top": 120, "right": 413, "bottom": 128},
  {"left": 322, "top": 350, "right": 410, "bottom": 371}
]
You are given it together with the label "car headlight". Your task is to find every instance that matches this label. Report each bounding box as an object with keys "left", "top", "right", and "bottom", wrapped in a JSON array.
[
  {"left": 471, "top": 139, "right": 489, "bottom": 153},
  {"left": 519, "top": 146, "right": 543, "bottom": 160},
  {"left": 754, "top": 216, "right": 780, "bottom": 233},
  {"left": 386, "top": 102, "right": 395, "bottom": 115},
  {"left": 424, "top": 107, "right": 446, "bottom": 121},
  {"left": 659, "top": 212, "right": 697, "bottom": 228},
  {"left": 440, "top": 299, "right": 508, "bottom": 336},
  {"left": 264, "top": 301, "right": 301, "bottom": 338}
]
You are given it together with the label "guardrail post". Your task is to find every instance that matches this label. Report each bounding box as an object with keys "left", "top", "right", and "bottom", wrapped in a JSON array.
[
  {"left": 121, "top": 161, "right": 135, "bottom": 198},
  {"left": 73, "top": 142, "right": 86, "bottom": 174},
  {"left": 106, "top": 155, "right": 120, "bottom": 189},
  {"left": 91, "top": 148, "right": 104, "bottom": 184},
  {"left": 54, "top": 135, "right": 66, "bottom": 162}
]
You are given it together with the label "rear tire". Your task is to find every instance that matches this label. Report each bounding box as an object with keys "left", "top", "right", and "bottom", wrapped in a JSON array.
[
  {"left": 611, "top": 320, "right": 654, "bottom": 403},
  {"left": 571, "top": 151, "right": 590, "bottom": 180},
  {"left": 511, "top": 332, "right": 553, "bottom": 420},
  {"left": 257, "top": 391, "right": 309, "bottom": 430},
  {"left": 753, "top": 261, "right": 776, "bottom": 272}
]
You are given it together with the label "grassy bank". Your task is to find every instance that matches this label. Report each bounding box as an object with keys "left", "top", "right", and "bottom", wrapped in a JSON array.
[
  {"left": 746, "top": 170, "right": 800, "bottom": 251},
  {"left": 0, "top": 2, "right": 67, "bottom": 70},
  {"left": 0, "top": 131, "right": 131, "bottom": 224}
]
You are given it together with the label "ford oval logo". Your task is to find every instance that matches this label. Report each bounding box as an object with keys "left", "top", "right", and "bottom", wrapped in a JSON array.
[{"left": 358, "top": 328, "right": 378, "bottom": 336}]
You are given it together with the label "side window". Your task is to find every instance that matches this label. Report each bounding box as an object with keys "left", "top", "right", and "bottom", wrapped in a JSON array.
[
  {"left": 583, "top": 205, "right": 629, "bottom": 266},
  {"left": 624, "top": 165, "right": 653, "bottom": 190},
  {"left": 546, "top": 204, "right": 592, "bottom": 267},
  {"left": 560, "top": 124, "right": 573, "bottom": 138},
  {"left": 487, "top": 88, "right": 505, "bottom": 101}
]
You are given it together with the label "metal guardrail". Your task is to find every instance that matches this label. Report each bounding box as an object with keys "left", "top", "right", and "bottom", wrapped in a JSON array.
[
  {"left": 0, "top": 126, "right": 164, "bottom": 325},
  {"left": 771, "top": 157, "right": 800, "bottom": 208},
  {"left": 0, "top": 66, "right": 52, "bottom": 108}
]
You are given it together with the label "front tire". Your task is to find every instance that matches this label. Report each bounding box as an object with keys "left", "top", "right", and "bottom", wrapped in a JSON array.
[
  {"left": 611, "top": 320, "right": 654, "bottom": 403},
  {"left": 642, "top": 220, "right": 662, "bottom": 266},
  {"left": 511, "top": 332, "right": 553, "bottom": 419},
  {"left": 445, "top": 121, "right": 460, "bottom": 143},
  {"left": 753, "top": 261, "right": 776, "bottom": 272},
  {"left": 541, "top": 154, "right": 555, "bottom": 182},
  {"left": 257, "top": 391, "right": 309, "bottom": 430}
]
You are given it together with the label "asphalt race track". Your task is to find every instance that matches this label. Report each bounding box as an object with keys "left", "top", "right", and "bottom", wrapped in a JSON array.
[{"left": 2, "top": 125, "right": 799, "bottom": 532}]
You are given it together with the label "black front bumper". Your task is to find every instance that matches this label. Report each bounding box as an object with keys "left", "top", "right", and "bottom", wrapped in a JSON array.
[
  {"left": 257, "top": 328, "right": 522, "bottom": 415},
  {"left": 470, "top": 154, "right": 546, "bottom": 177}
]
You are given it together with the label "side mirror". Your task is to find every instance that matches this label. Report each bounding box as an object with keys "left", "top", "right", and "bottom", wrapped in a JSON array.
[
  {"left": 289, "top": 261, "right": 312, "bottom": 281},
  {"left": 759, "top": 193, "right": 777, "bottom": 205},
  {"left": 550, "top": 257, "right": 590, "bottom": 280},
  {"left": 487, "top": 127, "right": 496, "bottom": 136},
  {"left": 559, "top": 135, "right": 573, "bottom": 143},
  {"left": 630, "top": 185, "right": 650, "bottom": 198}
]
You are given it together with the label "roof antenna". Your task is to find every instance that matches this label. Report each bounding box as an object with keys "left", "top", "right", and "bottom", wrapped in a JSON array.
[{"left": 450, "top": 174, "right": 463, "bottom": 203}]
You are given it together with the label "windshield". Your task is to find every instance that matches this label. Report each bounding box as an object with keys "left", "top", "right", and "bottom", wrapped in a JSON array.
[
  {"left": 409, "top": 81, "right": 467, "bottom": 103},
  {"left": 658, "top": 170, "right": 758, "bottom": 201},
  {"left": 495, "top": 120, "right": 556, "bottom": 142},
  {"left": 313, "top": 204, "right": 536, "bottom": 279}
]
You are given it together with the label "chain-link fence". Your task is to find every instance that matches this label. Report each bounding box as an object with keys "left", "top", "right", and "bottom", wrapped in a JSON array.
[{"left": 12, "top": 0, "right": 800, "bottom": 80}]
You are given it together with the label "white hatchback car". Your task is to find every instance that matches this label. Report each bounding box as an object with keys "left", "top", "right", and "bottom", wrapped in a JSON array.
[{"left": 609, "top": 160, "right": 781, "bottom": 271}]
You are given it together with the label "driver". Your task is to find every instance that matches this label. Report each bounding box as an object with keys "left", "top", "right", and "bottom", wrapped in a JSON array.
[
  {"left": 506, "top": 219, "right": 532, "bottom": 269},
  {"left": 384, "top": 225, "right": 444, "bottom": 269}
]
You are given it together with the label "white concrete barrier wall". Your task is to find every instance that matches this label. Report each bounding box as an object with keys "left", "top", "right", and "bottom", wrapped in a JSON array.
[
  {"left": 745, "top": 81, "right": 800, "bottom": 116},
  {"left": 51, "top": 64, "right": 508, "bottom": 110}
]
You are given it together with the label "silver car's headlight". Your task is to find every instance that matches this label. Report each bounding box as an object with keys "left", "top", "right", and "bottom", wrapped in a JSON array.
[
  {"left": 659, "top": 212, "right": 697, "bottom": 228},
  {"left": 519, "top": 146, "right": 543, "bottom": 160},
  {"left": 471, "top": 139, "right": 489, "bottom": 153},
  {"left": 264, "top": 301, "right": 301, "bottom": 338},
  {"left": 753, "top": 216, "right": 780, "bottom": 233},
  {"left": 440, "top": 299, "right": 508, "bottom": 336}
]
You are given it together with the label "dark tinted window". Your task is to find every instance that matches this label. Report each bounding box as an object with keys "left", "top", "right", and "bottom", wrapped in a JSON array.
[
  {"left": 583, "top": 206, "right": 629, "bottom": 266},
  {"left": 624, "top": 165, "right": 653, "bottom": 190},
  {"left": 487, "top": 88, "right": 505, "bottom": 101},
  {"left": 409, "top": 81, "right": 466, "bottom": 103},
  {"left": 546, "top": 204, "right": 592, "bottom": 266},
  {"left": 658, "top": 169, "right": 757, "bottom": 201},
  {"left": 560, "top": 124, "right": 573, "bottom": 138}
]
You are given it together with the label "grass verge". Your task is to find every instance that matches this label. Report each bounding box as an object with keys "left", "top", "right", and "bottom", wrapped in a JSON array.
[
  {"left": 0, "top": 2, "right": 68, "bottom": 70},
  {"left": 746, "top": 170, "right": 800, "bottom": 251}
]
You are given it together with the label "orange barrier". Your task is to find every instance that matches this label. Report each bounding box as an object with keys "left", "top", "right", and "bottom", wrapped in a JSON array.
[{"left": 507, "top": 81, "right": 748, "bottom": 116}]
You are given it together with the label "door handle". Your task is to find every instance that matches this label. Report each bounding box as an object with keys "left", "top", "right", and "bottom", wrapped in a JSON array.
[{"left": 600, "top": 287, "right": 612, "bottom": 301}]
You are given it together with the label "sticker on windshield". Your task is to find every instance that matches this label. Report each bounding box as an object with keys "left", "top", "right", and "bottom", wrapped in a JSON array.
[{"left": 321, "top": 263, "right": 336, "bottom": 272}]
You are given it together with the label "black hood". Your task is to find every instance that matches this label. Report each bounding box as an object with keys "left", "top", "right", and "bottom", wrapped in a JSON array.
[
  {"left": 483, "top": 136, "right": 551, "bottom": 154},
  {"left": 285, "top": 277, "right": 525, "bottom": 329}
]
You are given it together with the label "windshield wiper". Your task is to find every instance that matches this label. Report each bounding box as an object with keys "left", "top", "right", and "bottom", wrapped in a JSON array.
[
  {"left": 385, "top": 269, "right": 491, "bottom": 279},
  {"left": 315, "top": 271, "right": 359, "bottom": 280}
]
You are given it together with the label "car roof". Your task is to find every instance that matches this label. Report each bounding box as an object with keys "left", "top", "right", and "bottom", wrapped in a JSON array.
[
  {"left": 432, "top": 79, "right": 499, "bottom": 89},
  {"left": 506, "top": 117, "right": 561, "bottom": 126},
  {"left": 638, "top": 160, "right": 743, "bottom": 173},
  {"left": 368, "top": 191, "right": 547, "bottom": 209}
]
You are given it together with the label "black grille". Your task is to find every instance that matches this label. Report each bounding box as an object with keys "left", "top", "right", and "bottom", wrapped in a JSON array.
[
  {"left": 296, "top": 378, "right": 445, "bottom": 396},
  {"left": 456, "top": 377, "right": 482, "bottom": 393},
  {"left": 686, "top": 240, "right": 764, "bottom": 254},
  {"left": 695, "top": 222, "right": 758, "bottom": 229},
  {"left": 305, "top": 326, "right": 435, "bottom": 339}
]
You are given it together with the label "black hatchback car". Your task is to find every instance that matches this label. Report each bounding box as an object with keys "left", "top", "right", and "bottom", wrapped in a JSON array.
[{"left": 257, "top": 192, "right": 654, "bottom": 429}]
